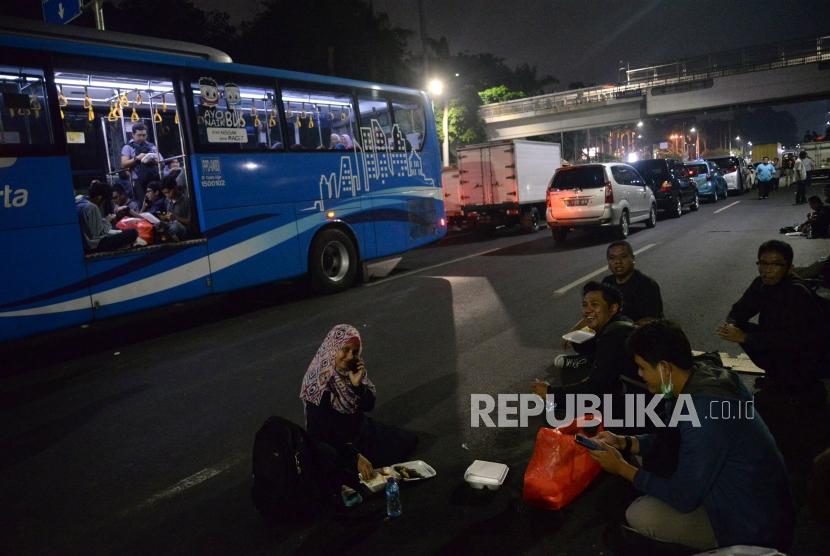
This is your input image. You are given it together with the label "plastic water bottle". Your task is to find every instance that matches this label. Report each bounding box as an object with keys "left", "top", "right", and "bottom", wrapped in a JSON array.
[{"left": 385, "top": 476, "right": 402, "bottom": 518}]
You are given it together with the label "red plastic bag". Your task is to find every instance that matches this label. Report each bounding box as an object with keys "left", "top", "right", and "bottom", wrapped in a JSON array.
[
  {"left": 116, "top": 217, "right": 154, "bottom": 244},
  {"left": 522, "top": 418, "right": 603, "bottom": 510}
]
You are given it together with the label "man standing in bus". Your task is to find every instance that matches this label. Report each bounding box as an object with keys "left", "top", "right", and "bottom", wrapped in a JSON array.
[{"left": 121, "top": 122, "right": 162, "bottom": 200}]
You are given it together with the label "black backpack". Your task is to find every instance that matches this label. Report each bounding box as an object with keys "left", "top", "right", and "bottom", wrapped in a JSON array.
[{"left": 251, "top": 416, "right": 321, "bottom": 520}]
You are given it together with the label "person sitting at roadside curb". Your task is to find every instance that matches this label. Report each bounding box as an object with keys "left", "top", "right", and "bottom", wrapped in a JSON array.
[{"left": 589, "top": 320, "right": 794, "bottom": 552}]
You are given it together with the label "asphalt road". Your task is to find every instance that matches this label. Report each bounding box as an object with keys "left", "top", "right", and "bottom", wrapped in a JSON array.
[{"left": 2, "top": 185, "right": 829, "bottom": 555}]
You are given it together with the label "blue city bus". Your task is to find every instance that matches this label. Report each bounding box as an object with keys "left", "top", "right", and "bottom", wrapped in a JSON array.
[{"left": 0, "top": 18, "right": 446, "bottom": 342}]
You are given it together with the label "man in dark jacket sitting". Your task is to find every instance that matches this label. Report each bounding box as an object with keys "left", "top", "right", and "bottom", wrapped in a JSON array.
[
  {"left": 590, "top": 320, "right": 795, "bottom": 552},
  {"left": 717, "top": 240, "right": 826, "bottom": 410},
  {"left": 534, "top": 281, "right": 637, "bottom": 399}
]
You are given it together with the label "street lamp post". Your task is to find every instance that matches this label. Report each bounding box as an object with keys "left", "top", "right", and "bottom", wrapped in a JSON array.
[{"left": 428, "top": 78, "right": 449, "bottom": 168}]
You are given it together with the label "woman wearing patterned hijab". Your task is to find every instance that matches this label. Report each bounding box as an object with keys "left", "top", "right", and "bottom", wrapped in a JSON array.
[{"left": 301, "top": 324, "right": 417, "bottom": 488}]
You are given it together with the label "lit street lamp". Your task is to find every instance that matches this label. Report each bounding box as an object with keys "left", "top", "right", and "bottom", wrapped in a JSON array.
[{"left": 428, "top": 78, "right": 449, "bottom": 168}]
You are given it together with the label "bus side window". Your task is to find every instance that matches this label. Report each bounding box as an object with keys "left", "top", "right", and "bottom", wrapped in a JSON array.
[
  {"left": 280, "top": 85, "right": 356, "bottom": 151},
  {"left": 0, "top": 67, "right": 53, "bottom": 149},
  {"left": 357, "top": 94, "right": 393, "bottom": 150},
  {"left": 191, "top": 78, "right": 281, "bottom": 151},
  {"left": 391, "top": 97, "right": 426, "bottom": 151}
]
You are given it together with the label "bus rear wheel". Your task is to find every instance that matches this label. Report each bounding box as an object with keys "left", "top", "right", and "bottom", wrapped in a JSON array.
[{"left": 309, "top": 229, "right": 358, "bottom": 294}]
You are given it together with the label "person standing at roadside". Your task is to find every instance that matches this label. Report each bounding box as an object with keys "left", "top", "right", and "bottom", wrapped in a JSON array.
[
  {"left": 802, "top": 150, "right": 814, "bottom": 197},
  {"left": 755, "top": 157, "right": 775, "bottom": 200},
  {"left": 794, "top": 151, "right": 809, "bottom": 204}
]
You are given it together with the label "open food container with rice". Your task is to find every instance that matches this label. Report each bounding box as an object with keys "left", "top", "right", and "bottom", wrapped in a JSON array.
[{"left": 360, "top": 460, "right": 437, "bottom": 493}]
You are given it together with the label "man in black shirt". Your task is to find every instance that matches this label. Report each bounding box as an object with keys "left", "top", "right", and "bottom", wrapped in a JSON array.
[
  {"left": 557, "top": 241, "right": 663, "bottom": 371},
  {"left": 602, "top": 241, "right": 664, "bottom": 324},
  {"left": 797, "top": 196, "right": 830, "bottom": 238},
  {"left": 535, "top": 281, "right": 637, "bottom": 399}
]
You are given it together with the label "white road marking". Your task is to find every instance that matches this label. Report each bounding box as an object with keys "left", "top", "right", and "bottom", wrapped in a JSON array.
[
  {"left": 553, "top": 243, "right": 658, "bottom": 295},
  {"left": 364, "top": 247, "right": 503, "bottom": 287},
  {"left": 713, "top": 201, "right": 740, "bottom": 214},
  {"left": 130, "top": 455, "right": 243, "bottom": 514}
]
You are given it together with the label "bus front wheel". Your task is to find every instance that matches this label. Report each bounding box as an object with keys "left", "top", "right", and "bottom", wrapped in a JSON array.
[{"left": 309, "top": 229, "right": 358, "bottom": 294}]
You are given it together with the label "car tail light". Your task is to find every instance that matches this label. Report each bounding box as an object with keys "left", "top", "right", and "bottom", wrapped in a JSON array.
[
  {"left": 659, "top": 180, "right": 673, "bottom": 192},
  {"left": 688, "top": 169, "right": 695, "bottom": 176},
  {"left": 506, "top": 208, "right": 519, "bottom": 216},
  {"left": 604, "top": 182, "right": 613, "bottom": 204},
  {"left": 439, "top": 217, "right": 446, "bottom": 227}
]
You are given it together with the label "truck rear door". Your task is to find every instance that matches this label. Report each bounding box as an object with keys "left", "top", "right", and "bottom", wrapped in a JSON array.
[
  {"left": 458, "top": 147, "right": 487, "bottom": 207},
  {"left": 487, "top": 143, "right": 516, "bottom": 205}
]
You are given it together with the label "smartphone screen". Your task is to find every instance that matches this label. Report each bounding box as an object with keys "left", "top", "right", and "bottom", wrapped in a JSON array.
[{"left": 575, "top": 434, "right": 606, "bottom": 451}]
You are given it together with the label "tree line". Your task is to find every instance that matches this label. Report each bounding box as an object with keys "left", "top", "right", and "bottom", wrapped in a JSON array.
[{"left": 2, "top": 0, "right": 557, "bottom": 154}]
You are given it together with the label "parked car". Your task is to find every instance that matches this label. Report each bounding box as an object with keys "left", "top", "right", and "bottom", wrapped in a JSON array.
[
  {"left": 710, "top": 156, "right": 749, "bottom": 194},
  {"left": 631, "top": 158, "right": 699, "bottom": 218},
  {"left": 685, "top": 160, "right": 728, "bottom": 202},
  {"left": 546, "top": 163, "right": 657, "bottom": 243}
]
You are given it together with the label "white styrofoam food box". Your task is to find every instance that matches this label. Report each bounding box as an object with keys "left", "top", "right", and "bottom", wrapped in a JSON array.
[{"left": 464, "top": 460, "right": 509, "bottom": 490}]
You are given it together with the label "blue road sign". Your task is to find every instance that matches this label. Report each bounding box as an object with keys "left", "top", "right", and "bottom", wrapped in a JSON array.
[{"left": 42, "top": 0, "right": 83, "bottom": 25}]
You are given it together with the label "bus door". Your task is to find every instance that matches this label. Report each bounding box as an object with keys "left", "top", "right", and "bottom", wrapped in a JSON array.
[
  {"left": 53, "top": 67, "right": 210, "bottom": 320},
  {"left": 0, "top": 63, "right": 94, "bottom": 341}
]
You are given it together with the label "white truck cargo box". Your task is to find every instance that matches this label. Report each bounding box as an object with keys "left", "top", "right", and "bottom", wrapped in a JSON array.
[{"left": 457, "top": 140, "right": 561, "bottom": 233}]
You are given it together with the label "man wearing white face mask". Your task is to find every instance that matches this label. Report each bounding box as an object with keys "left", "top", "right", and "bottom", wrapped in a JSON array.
[{"left": 588, "top": 321, "right": 794, "bottom": 552}]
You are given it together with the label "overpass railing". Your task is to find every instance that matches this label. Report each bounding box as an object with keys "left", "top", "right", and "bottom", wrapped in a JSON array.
[
  {"left": 625, "top": 34, "right": 830, "bottom": 84},
  {"left": 480, "top": 34, "right": 830, "bottom": 121}
]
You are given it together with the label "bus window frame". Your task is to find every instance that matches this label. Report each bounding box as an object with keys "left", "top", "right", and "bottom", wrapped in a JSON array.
[
  {"left": 49, "top": 53, "right": 192, "bottom": 171},
  {"left": 355, "top": 89, "right": 393, "bottom": 143},
  {"left": 388, "top": 93, "right": 429, "bottom": 152},
  {"left": 46, "top": 54, "right": 204, "bottom": 244},
  {"left": 183, "top": 71, "right": 283, "bottom": 155},
  {"left": 278, "top": 79, "right": 359, "bottom": 153},
  {"left": 0, "top": 48, "right": 63, "bottom": 158}
]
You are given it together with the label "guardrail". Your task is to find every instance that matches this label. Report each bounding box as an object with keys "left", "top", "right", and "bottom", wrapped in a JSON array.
[{"left": 479, "top": 34, "right": 830, "bottom": 121}]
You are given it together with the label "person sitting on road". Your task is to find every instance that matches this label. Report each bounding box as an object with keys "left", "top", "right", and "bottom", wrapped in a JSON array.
[
  {"left": 300, "top": 324, "right": 417, "bottom": 501},
  {"left": 589, "top": 320, "right": 794, "bottom": 552},
  {"left": 796, "top": 196, "right": 830, "bottom": 239},
  {"left": 534, "top": 281, "right": 637, "bottom": 401},
  {"left": 75, "top": 180, "right": 139, "bottom": 253},
  {"left": 717, "top": 240, "right": 827, "bottom": 414},
  {"left": 557, "top": 241, "right": 663, "bottom": 371}
]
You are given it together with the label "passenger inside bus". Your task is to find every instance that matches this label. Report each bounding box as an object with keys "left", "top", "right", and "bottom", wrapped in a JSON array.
[
  {"left": 120, "top": 122, "right": 162, "bottom": 200},
  {"left": 112, "top": 183, "right": 140, "bottom": 220},
  {"left": 159, "top": 177, "right": 191, "bottom": 241},
  {"left": 54, "top": 70, "right": 196, "bottom": 254},
  {"left": 76, "top": 180, "right": 141, "bottom": 252},
  {"left": 140, "top": 180, "right": 166, "bottom": 214}
]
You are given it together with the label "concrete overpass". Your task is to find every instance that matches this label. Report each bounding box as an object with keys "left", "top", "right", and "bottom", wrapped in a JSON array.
[{"left": 480, "top": 35, "right": 830, "bottom": 141}]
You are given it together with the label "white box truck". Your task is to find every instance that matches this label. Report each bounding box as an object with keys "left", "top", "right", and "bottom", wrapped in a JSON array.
[
  {"left": 441, "top": 165, "right": 465, "bottom": 227},
  {"left": 458, "top": 140, "right": 562, "bottom": 234},
  {"left": 801, "top": 140, "right": 830, "bottom": 184}
]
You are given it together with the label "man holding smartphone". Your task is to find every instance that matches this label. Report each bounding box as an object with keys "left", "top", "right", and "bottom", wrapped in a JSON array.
[{"left": 587, "top": 321, "right": 793, "bottom": 552}]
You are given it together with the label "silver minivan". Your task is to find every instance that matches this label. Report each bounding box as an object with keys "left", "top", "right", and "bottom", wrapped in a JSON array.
[{"left": 546, "top": 163, "right": 657, "bottom": 243}]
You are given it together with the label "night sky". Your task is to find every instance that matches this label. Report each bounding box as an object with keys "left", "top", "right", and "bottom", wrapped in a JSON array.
[
  {"left": 202, "top": 0, "right": 830, "bottom": 87},
  {"left": 194, "top": 0, "right": 830, "bottom": 135}
]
